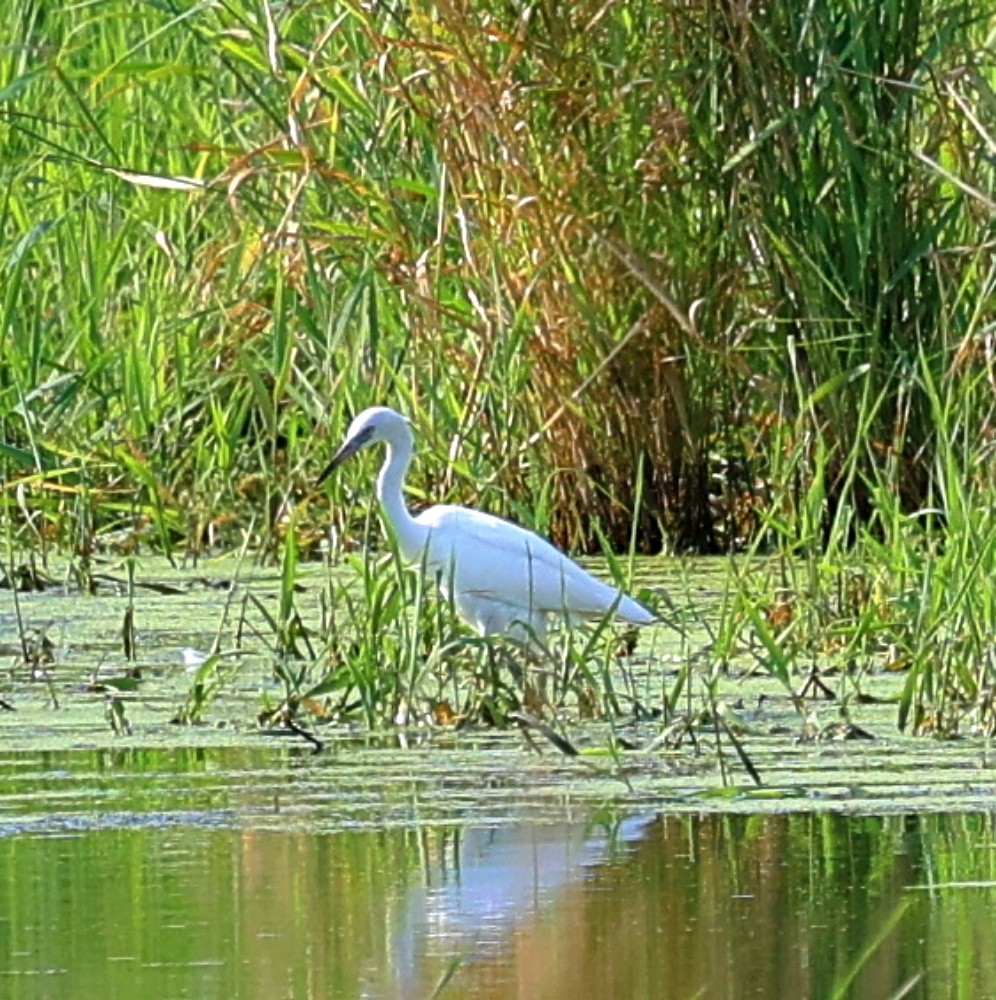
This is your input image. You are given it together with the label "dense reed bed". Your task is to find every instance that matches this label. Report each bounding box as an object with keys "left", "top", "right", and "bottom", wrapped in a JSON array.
[{"left": 2, "top": 0, "right": 994, "bottom": 733}]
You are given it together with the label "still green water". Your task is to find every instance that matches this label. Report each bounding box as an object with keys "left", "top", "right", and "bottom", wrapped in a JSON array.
[{"left": 1, "top": 747, "right": 994, "bottom": 999}]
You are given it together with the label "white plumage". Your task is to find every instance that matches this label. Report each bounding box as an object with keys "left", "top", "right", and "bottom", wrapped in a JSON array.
[{"left": 319, "top": 406, "right": 655, "bottom": 645}]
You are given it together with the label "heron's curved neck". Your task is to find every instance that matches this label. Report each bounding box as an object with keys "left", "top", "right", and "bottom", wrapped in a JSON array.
[{"left": 376, "top": 429, "right": 426, "bottom": 561}]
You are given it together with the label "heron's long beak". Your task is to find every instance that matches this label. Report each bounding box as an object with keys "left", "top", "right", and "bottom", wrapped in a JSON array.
[
  {"left": 316, "top": 440, "right": 357, "bottom": 487},
  {"left": 316, "top": 428, "right": 372, "bottom": 487}
]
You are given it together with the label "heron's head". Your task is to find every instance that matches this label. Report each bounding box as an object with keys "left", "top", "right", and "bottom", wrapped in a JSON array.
[{"left": 317, "top": 406, "right": 410, "bottom": 485}]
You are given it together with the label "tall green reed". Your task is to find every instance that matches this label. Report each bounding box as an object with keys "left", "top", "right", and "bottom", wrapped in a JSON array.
[
  {"left": 2, "top": 0, "right": 993, "bottom": 734},
  {"left": 3, "top": 0, "right": 988, "bottom": 561}
]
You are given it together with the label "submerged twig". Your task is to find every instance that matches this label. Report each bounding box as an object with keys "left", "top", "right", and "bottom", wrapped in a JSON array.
[
  {"left": 508, "top": 710, "right": 579, "bottom": 756},
  {"left": 284, "top": 716, "right": 324, "bottom": 754},
  {"left": 797, "top": 666, "right": 836, "bottom": 700},
  {"left": 718, "top": 716, "right": 762, "bottom": 787}
]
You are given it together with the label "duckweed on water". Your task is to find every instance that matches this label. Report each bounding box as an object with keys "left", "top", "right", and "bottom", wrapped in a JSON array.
[{"left": 3, "top": 556, "right": 995, "bottom": 813}]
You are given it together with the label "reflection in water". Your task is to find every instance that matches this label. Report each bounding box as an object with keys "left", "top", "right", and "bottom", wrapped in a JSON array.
[
  {"left": 388, "top": 818, "right": 652, "bottom": 996},
  {"left": 0, "top": 812, "right": 994, "bottom": 999}
]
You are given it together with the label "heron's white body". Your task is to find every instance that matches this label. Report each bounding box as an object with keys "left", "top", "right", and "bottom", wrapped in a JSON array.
[
  {"left": 325, "top": 407, "right": 655, "bottom": 644},
  {"left": 411, "top": 503, "right": 654, "bottom": 642}
]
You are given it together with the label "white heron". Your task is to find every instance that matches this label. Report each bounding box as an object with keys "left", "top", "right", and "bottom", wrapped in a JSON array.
[{"left": 318, "top": 406, "right": 655, "bottom": 646}]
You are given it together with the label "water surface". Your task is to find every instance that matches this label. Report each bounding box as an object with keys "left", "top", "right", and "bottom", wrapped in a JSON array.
[{"left": 1, "top": 747, "right": 995, "bottom": 999}]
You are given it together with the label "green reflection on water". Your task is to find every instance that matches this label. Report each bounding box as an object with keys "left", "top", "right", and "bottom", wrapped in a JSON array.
[{"left": 1, "top": 802, "right": 994, "bottom": 999}]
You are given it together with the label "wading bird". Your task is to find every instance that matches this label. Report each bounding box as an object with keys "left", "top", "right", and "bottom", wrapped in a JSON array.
[{"left": 318, "top": 406, "right": 655, "bottom": 646}]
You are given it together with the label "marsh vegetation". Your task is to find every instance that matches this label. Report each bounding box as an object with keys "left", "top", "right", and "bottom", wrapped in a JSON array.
[
  {"left": 2, "top": 0, "right": 995, "bottom": 740},
  {"left": 3, "top": 10, "right": 996, "bottom": 995}
]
